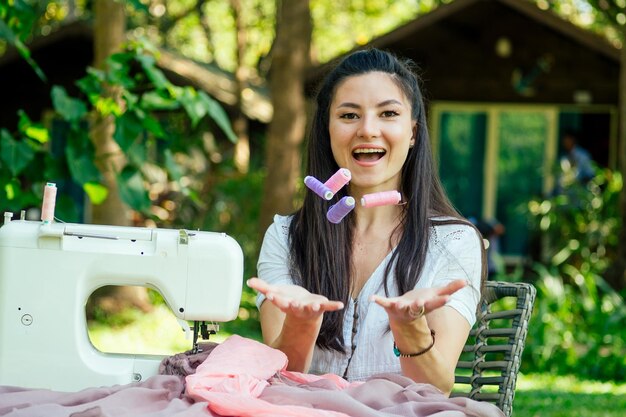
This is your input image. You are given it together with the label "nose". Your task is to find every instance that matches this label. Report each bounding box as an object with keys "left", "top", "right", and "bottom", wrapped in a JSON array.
[{"left": 357, "top": 113, "right": 381, "bottom": 139}]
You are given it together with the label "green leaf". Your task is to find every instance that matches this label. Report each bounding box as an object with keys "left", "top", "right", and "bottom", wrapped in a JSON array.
[
  {"left": 114, "top": 112, "right": 143, "bottom": 151},
  {"left": 0, "top": 129, "right": 35, "bottom": 176},
  {"left": 106, "top": 53, "right": 136, "bottom": 89},
  {"left": 66, "top": 142, "right": 101, "bottom": 185},
  {"left": 94, "top": 97, "right": 123, "bottom": 117},
  {"left": 116, "top": 167, "right": 151, "bottom": 212},
  {"left": 76, "top": 72, "right": 103, "bottom": 98},
  {"left": 140, "top": 114, "right": 166, "bottom": 138},
  {"left": 199, "top": 91, "right": 238, "bottom": 143},
  {"left": 83, "top": 182, "right": 109, "bottom": 205},
  {"left": 140, "top": 91, "right": 179, "bottom": 111},
  {"left": 18, "top": 110, "right": 49, "bottom": 143},
  {"left": 0, "top": 19, "right": 47, "bottom": 82},
  {"left": 179, "top": 87, "right": 205, "bottom": 128},
  {"left": 51, "top": 86, "right": 87, "bottom": 122},
  {"left": 137, "top": 53, "right": 169, "bottom": 90},
  {"left": 76, "top": 72, "right": 105, "bottom": 107}
]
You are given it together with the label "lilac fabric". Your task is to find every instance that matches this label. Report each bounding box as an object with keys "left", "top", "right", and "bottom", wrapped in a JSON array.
[
  {"left": 159, "top": 343, "right": 219, "bottom": 377},
  {"left": 0, "top": 339, "right": 504, "bottom": 417},
  {"left": 0, "top": 375, "right": 217, "bottom": 417},
  {"left": 263, "top": 373, "right": 504, "bottom": 417}
]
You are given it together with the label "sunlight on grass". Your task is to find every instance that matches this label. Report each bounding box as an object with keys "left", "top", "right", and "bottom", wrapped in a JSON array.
[
  {"left": 88, "top": 304, "right": 231, "bottom": 355},
  {"left": 514, "top": 373, "right": 626, "bottom": 417},
  {"left": 517, "top": 372, "right": 626, "bottom": 394}
]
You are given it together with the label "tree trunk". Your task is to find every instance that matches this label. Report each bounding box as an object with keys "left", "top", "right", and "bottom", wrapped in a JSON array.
[
  {"left": 89, "top": 0, "right": 131, "bottom": 227},
  {"left": 231, "top": 0, "right": 251, "bottom": 174},
  {"left": 258, "top": 0, "right": 311, "bottom": 237},
  {"left": 88, "top": 0, "right": 151, "bottom": 315}
]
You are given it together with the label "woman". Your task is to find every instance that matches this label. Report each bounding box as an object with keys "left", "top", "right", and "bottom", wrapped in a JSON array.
[{"left": 248, "top": 48, "right": 485, "bottom": 395}]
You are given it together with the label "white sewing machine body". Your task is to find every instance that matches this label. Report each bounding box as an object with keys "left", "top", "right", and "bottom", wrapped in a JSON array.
[{"left": 0, "top": 219, "right": 243, "bottom": 392}]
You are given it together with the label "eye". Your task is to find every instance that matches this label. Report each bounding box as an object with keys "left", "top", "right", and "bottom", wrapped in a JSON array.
[
  {"left": 339, "top": 112, "right": 359, "bottom": 120},
  {"left": 381, "top": 110, "right": 400, "bottom": 118}
]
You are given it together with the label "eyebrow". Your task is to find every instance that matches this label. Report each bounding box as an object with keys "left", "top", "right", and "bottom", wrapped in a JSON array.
[{"left": 336, "top": 99, "right": 404, "bottom": 109}]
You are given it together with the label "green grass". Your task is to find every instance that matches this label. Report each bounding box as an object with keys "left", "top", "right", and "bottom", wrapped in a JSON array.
[
  {"left": 88, "top": 304, "right": 234, "bottom": 355},
  {"left": 514, "top": 374, "right": 626, "bottom": 417},
  {"left": 88, "top": 307, "right": 626, "bottom": 417}
]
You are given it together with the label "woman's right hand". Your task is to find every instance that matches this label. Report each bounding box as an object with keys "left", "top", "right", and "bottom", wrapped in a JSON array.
[{"left": 247, "top": 277, "right": 344, "bottom": 321}]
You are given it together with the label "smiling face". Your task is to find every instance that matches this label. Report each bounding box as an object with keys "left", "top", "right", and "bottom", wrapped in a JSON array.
[{"left": 328, "top": 71, "right": 415, "bottom": 195}]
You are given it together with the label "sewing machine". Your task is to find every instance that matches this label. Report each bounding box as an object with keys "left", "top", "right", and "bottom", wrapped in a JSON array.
[{"left": 0, "top": 215, "right": 244, "bottom": 392}]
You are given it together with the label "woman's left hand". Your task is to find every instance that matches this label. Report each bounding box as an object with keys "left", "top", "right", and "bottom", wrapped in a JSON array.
[{"left": 370, "top": 279, "right": 466, "bottom": 323}]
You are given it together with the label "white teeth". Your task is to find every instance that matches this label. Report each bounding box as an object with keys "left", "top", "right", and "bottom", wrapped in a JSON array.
[{"left": 353, "top": 148, "right": 385, "bottom": 154}]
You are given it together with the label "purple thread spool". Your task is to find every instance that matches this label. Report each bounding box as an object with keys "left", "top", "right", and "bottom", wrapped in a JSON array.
[
  {"left": 327, "top": 196, "right": 356, "bottom": 224},
  {"left": 324, "top": 168, "right": 351, "bottom": 194},
  {"left": 304, "top": 176, "right": 334, "bottom": 200},
  {"left": 361, "top": 191, "right": 401, "bottom": 208}
]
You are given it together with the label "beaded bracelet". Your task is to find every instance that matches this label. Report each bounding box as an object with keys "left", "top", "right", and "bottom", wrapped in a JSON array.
[{"left": 393, "top": 329, "right": 436, "bottom": 358}]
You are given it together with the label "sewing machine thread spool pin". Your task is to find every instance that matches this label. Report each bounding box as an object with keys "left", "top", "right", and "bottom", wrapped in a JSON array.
[
  {"left": 41, "top": 183, "right": 57, "bottom": 224},
  {"left": 3, "top": 212, "right": 12, "bottom": 225}
]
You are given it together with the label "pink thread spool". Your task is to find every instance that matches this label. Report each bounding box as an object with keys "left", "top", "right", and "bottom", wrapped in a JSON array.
[
  {"left": 304, "top": 176, "right": 334, "bottom": 200},
  {"left": 41, "top": 182, "right": 57, "bottom": 223},
  {"left": 324, "top": 168, "right": 351, "bottom": 194},
  {"left": 360, "top": 191, "right": 401, "bottom": 208},
  {"left": 327, "top": 196, "right": 356, "bottom": 224}
]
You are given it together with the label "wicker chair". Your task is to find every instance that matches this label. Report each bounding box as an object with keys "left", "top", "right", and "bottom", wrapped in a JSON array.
[{"left": 452, "top": 281, "right": 537, "bottom": 417}]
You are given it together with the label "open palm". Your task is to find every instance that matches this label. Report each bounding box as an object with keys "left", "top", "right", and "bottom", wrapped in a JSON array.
[
  {"left": 247, "top": 277, "right": 344, "bottom": 320},
  {"left": 370, "top": 279, "right": 467, "bottom": 323}
]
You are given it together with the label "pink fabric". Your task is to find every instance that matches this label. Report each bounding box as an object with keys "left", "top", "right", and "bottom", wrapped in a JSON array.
[
  {"left": 185, "top": 335, "right": 356, "bottom": 417},
  {"left": 0, "top": 335, "right": 504, "bottom": 417}
]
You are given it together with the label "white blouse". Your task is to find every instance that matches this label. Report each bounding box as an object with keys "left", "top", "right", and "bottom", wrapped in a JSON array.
[{"left": 256, "top": 214, "right": 482, "bottom": 382}]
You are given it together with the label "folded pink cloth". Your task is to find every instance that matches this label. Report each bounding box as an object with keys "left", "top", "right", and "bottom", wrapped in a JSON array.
[{"left": 185, "top": 335, "right": 356, "bottom": 417}]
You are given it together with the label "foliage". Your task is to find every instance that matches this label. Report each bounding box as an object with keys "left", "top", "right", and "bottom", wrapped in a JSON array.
[
  {"left": 522, "top": 168, "right": 626, "bottom": 381},
  {"left": 514, "top": 373, "right": 626, "bottom": 417},
  {"left": 537, "top": 0, "right": 625, "bottom": 48},
  {"left": 0, "top": 0, "right": 47, "bottom": 79},
  {"left": 128, "top": 0, "right": 276, "bottom": 72},
  {"left": 0, "top": 37, "right": 237, "bottom": 222},
  {"left": 127, "top": 0, "right": 446, "bottom": 72}
]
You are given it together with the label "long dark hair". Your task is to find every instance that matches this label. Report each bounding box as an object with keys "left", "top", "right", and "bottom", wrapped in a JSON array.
[{"left": 289, "top": 48, "right": 485, "bottom": 352}]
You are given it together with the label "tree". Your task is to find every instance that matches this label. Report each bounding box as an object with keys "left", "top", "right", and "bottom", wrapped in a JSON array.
[
  {"left": 258, "top": 0, "right": 311, "bottom": 235},
  {"left": 91, "top": 0, "right": 131, "bottom": 227},
  {"left": 231, "top": 0, "right": 251, "bottom": 174},
  {"left": 89, "top": 0, "right": 152, "bottom": 314}
]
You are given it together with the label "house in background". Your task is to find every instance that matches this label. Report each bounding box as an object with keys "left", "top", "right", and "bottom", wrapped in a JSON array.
[{"left": 309, "top": 0, "right": 620, "bottom": 263}]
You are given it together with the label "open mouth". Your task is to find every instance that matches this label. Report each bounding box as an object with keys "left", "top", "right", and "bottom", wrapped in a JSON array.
[{"left": 352, "top": 148, "right": 386, "bottom": 162}]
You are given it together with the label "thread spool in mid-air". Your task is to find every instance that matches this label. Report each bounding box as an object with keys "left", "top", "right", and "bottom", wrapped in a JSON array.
[
  {"left": 324, "top": 168, "right": 351, "bottom": 194},
  {"left": 304, "top": 176, "right": 334, "bottom": 200},
  {"left": 326, "top": 196, "right": 355, "bottom": 224},
  {"left": 360, "top": 191, "right": 401, "bottom": 208}
]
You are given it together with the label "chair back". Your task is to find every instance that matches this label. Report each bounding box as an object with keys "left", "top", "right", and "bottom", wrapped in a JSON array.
[{"left": 453, "top": 281, "right": 536, "bottom": 417}]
